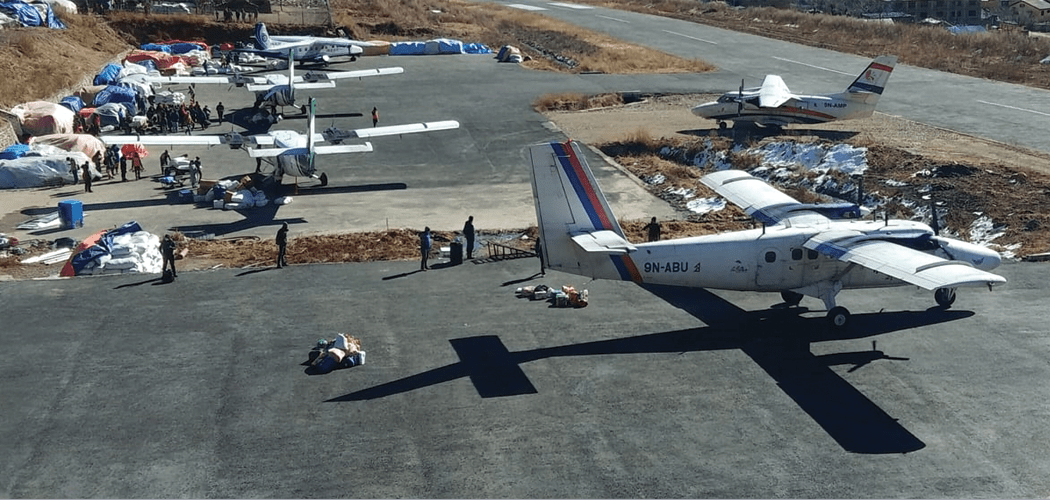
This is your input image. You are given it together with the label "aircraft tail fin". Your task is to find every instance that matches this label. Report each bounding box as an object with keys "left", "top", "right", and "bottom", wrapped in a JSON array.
[
  {"left": 845, "top": 55, "right": 897, "bottom": 97},
  {"left": 529, "top": 141, "right": 641, "bottom": 281},
  {"left": 255, "top": 23, "right": 270, "bottom": 50}
]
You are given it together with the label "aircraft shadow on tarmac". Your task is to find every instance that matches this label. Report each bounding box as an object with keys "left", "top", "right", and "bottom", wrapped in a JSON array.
[
  {"left": 676, "top": 127, "right": 859, "bottom": 143},
  {"left": 329, "top": 284, "right": 976, "bottom": 454}
]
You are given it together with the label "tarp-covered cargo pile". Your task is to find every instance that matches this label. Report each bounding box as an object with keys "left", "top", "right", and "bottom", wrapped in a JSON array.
[
  {"left": 60, "top": 221, "right": 164, "bottom": 277},
  {"left": 0, "top": 1, "right": 66, "bottom": 28},
  {"left": 0, "top": 137, "right": 100, "bottom": 188},
  {"left": 389, "top": 38, "right": 492, "bottom": 56},
  {"left": 309, "top": 333, "right": 366, "bottom": 374},
  {"left": 197, "top": 176, "right": 289, "bottom": 210}
]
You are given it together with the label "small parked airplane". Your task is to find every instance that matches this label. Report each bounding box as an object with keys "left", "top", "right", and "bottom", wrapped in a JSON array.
[
  {"left": 231, "top": 22, "right": 365, "bottom": 65},
  {"left": 529, "top": 140, "right": 1005, "bottom": 328},
  {"left": 691, "top": 55, "right": 897, "bottom": 129},
  {"left": 100, "top": 97, "right": 459, "bottom": 186},
  {"left": 236, "top": 23, "right": 374, "bottom": 66},
  {"left": 144, "top": 52, "right": 403, "bottom": 116}
]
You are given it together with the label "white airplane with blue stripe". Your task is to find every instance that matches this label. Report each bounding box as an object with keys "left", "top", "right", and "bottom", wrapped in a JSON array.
[
  {"left": 691, "top": 56, "right": 897, "bottom": 130},
  {"left": 529, "top": 140, "right": 1005, "bottom": 328}
]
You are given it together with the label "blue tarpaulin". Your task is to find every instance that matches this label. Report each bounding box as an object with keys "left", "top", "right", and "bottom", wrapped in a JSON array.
[
  {"left": 948, "top": 25, "right": 987, "bottom": 34},
  {"left": 139, "top": 43, "right": 173, "bottom": 53},
  {"left": 93, "top": 85, "right": 138, "bottom": 115},
  {"left": 0, "top": 1, "right": 65, "bottom": 28},
  {"left": 0, "top": 144, "right": 31, "bottom": 160},
  {"left": 59, "top": 95, "right": 85, "bottom": 113},
  {"left": 93, "top": 63, "right": 122, "bottom": 86}
]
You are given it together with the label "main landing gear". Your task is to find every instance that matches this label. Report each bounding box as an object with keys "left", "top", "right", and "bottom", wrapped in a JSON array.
[{"left": 779, "top": 285, "right": 960, "bottom": 329}]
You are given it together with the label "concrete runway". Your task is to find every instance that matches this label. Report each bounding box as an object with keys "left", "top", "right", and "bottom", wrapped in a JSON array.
[{"left": 1, "top": 258, "right": 1049, "bottom": 497}]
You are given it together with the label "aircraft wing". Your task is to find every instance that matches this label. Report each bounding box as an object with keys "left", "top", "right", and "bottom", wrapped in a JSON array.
[
  {"left": 332, "top": 120, "right": 460, "bottom": 140},
  {"left": 571, "top": 230, "right": 637, "bottom": 254},
  {"left": 246, "top": 142, "right": 374, "bottom": 157},
  {"left": 297, "top": 67, "right": 404, "bottom": 82},
  {"left": 804, "top": 231, "right": 1007, "bottom": 290},
  {"left": 141, "top": 74, "right": 269, "bottom": 85},
  {"left": 100, "top": 135, "right": 225, "bottom": 146},
  {"left": 701, "top": 170, "right": 829, "bottom": 226},
  {"left": 758, "top": 74, "right": 795, "bottom": 108}
]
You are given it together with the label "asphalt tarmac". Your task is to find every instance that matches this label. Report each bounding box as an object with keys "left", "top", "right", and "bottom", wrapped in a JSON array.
[{"left": 1, "top": 258, "right": 1049, "bottom": 497}]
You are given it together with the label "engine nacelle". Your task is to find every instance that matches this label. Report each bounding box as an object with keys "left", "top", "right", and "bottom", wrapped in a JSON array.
[{"left": 933, "top": 236, "right": 1002, "bottom": 271}]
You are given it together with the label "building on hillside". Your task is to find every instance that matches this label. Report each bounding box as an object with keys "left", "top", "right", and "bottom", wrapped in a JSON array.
[
  {"left": 1006, "top": 0, "right": 1050, "bottom": 23},
  {"left": 877, "top": 0, "right": 984, "bottom": 24}
]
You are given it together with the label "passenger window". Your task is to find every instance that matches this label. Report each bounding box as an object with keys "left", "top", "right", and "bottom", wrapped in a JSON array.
[
  {"left": 791, "top": 248, "right": 803, "bottom": 260},
  {"left": 807, "top": 249, "right": 819, "bottom": 260},
  {"left": 764, "top": 251, "right": 776, "bottom": 263}
]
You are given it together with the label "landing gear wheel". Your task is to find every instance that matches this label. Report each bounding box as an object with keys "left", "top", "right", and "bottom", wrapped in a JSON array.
[
  {"left": 934, "top": 287, "right": 956, "bottom": 308},
  {"left": 781, "top": 291, "right": 803, "bottom": 307},
  {"left": 826, "top": 306, "right": 850, "bottom": 329},
  {"left": 319, "top": 172, "right": 328, "bottom": 187},
  {"left": 718, "top": 121, "right": 727, "bottom": 130}
]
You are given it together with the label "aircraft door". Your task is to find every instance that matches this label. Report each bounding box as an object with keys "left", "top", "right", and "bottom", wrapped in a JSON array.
[
  {"left": 756, "top": 247, "right": 786, "bottom": 288},
  {"left": 755, "top": 247, "right": 805, "bottom": 288}
]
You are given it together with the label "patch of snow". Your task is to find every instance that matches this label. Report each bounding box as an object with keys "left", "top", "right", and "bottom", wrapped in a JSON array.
[
  {"left": 969, "top": 214, "right": 1006, "bottom": 244},
  {"left": 642, "top": 173, "right": 666, "bottom": 185},
  {"left": 664, "top": 187, "right": 695, "bottom": 199},
  {"left": 685, "top": 197, "right": 726, "bottom": 215},
  {"left": 884, "top": 179, "right": 907, "bottom": 187}
]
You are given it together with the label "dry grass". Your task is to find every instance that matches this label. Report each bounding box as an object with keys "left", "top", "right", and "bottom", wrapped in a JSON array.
[
  {"left": 0, "top": 13, "right": 131, "bottom": 109},
  {"left": 533, "top": 92, "right": 625, "bottom": 112},
  {"left": 332, "top": 0, "right": 714, "bottom": 74},
  {"left": 587, "top": 0, "right": 1050, "bottom": 89}
]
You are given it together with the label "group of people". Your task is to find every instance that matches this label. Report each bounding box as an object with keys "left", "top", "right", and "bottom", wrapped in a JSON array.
[
  {"left": 417, "top": 215, "right": 478, "bottom": 272},
  {"left": 145, "top": 101, "right": 211, "bottom": 134},
  {"left": 219, "top": 7, "right": 258, "bottom": 22}
]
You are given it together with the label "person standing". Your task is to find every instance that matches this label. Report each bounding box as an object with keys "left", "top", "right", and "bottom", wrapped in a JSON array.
[
  {"left": 160, "top": 149, "right": 170, "bottom": 174},
  {"left": 131, "top": 153, "right": 143, "bottom": 180},
  {"left": 419, "top": 226, "right": 431, "bottom": 271},
  {"left": 119, "top": 154, "right": 128, "bottom": 182},
  {"left": 275, "top": 222, "right": 289, "bottom": 268},
  {"left": 462, "top": 216, "right": 475, "bottom": 260},
  {"left": 189, "top": 157, "right": 201, "bottom": 188},
  {"left": 160, "top": 234, "right": 177, "bottom": 278},
  {"left": 371, "top": 106, "right": 379, "bottom": 127},
  {"left": 535, "top": 238, "right": 544, "bottom": 276},
  {"left": 643, "top": 216, "right": 661, "bottom": 242},
  {"left": 82, "top": 162, "right": 92, "bottom": 193},
  {"left": 216, "top": 102, "right": 224, "bottom": 124},
  {"left": 68, "top": 157, "right": 78, "bottom": 185}
]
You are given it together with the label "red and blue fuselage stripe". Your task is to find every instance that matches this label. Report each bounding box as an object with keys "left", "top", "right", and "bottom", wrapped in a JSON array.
[{"left": 549, "top": 141, "right": 643, "bottom": 283}]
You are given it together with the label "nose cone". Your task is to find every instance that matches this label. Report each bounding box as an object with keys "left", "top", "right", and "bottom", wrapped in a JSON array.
[{"left": 692, "top": 101, "right": 718, "bottom": 118}]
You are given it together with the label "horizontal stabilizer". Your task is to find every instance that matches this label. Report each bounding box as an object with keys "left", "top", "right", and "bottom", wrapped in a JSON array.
[
  {"left": 313, "top": 143, "right": 373, "bottom": 155},
  {"left": 570, "top": 230, "right": 637, "bottom": 254},
  {"left": 247, "top": 147, "right": 304, "bottom": 158}
]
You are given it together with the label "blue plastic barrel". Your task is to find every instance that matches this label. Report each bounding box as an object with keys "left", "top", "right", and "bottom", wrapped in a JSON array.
[{"left": 58, "top": 200, "right": 83, "bottom": 229}]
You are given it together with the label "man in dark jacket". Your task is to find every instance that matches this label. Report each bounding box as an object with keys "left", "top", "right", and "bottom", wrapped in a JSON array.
[
  {"left": 276, "top": 222, "right": 289, "bottom": 268},
  {"left": 420, "top": 226, "right": 431, "bottom": 271},
  {"left": 462, "top": 216, "right": 475, "bottom": 260},
  {"left": 161, "top": 234, "right": 177, "bottom": 278}
]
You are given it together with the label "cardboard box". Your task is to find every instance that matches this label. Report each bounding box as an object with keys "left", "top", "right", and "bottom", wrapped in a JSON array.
[
  {"left": 224, "top": 191, "right": 234, "bottom": 202},
  {"left": 236, "top": 175, "right": 252, "bottom": 190},
  {"left": 197, "top": 179, "right": 216, "bottom": 195}
]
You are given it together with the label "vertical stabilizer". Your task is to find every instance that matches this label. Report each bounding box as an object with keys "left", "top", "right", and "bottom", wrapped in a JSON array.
[
  {"left": 530, "top": 141, "right": 638, "bottom": 281},
  {"left": 255, "top": 23, "right": 270, "bottom": 50},
  {"left": 845, "top": 55, "right": 897, "bottom": 96}
]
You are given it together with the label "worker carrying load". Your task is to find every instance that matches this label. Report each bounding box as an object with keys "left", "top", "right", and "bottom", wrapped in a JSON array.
[{"left": 309, "top": 333, "right": 366, "bottom": 374}]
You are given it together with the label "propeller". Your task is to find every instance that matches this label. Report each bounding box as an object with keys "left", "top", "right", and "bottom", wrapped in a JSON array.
[
  {"left": 929, "top": 198, "right": 941, "bottom": 236},
  {"left": 737, "top": 79, "right": 744, "bottom": 116}
]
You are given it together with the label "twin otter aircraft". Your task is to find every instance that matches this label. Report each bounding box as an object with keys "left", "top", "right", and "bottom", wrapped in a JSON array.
[
  {"left": 691, "top": 56, "right": 897, "bottom": 129},
  {"left": 529, "top": 140, "right": 1005, "bottom": 328}
]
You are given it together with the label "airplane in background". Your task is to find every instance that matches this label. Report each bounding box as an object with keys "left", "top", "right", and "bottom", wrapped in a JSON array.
[
  {"left": 235, "top": 23, "right": 375, "bottom": 66},
  {"left": 529, "top": 140, "right": 1005, "bottom": 328},
  {"left": 100, "top": 97, "right": 459, "bottom": 186},
  {"left": 691, "top": 55, "right": 897, "bottom": 130},
  {"left": 145, "top": 52, "right": 403, "bottom": 117}
]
